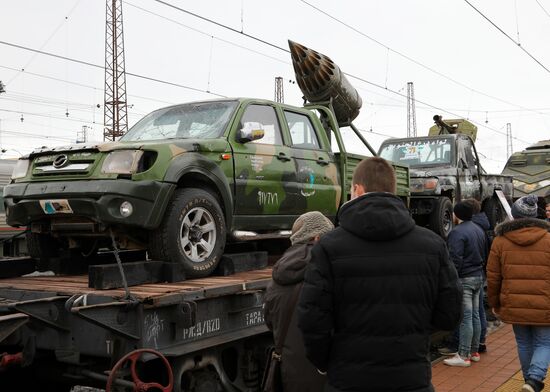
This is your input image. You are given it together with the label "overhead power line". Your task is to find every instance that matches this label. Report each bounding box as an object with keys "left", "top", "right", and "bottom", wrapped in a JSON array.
[
  {"left": 463, "top": 0, "right": 550, "bottom": 74},
  {"left": 0, "top": 64, "right": 176, "bottom": 106},
  {"left": 535, "top": 0, "right": 550, "bottom": 19},
  {"left": 149, "top": 0, "right": 533, "bottom": 145},
  {"left": 300, "top": 0, "right": 550, "bottom": 118},
  {"left": 0, "top": 4, "right": 536, "bottom": 147},
  {"left": 0, "top": 40, "right": 226, "bottom": 98}
]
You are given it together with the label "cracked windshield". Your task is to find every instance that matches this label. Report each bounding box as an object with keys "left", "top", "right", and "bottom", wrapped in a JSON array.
[{"left": 121, "top": 101, "right": 238, "bottom": 141}]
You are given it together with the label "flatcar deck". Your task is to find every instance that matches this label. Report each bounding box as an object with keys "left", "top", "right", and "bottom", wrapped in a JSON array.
[{"left": 0, "top": 267, "right": 273, "bottom": 302}]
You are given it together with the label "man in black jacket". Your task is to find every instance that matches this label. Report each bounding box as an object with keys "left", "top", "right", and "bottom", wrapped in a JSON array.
[{"left": 297, "top": 157, "right": 462, "bottom": 392}]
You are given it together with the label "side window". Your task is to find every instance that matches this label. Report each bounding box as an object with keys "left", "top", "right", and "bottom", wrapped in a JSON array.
[
  {"left": 461, "top": 139, "right": 476, "bottom": 168},
  {"left": 240, "top": 104, "right": 282, "bottom": 145},
  {"left": 285, "top": 111, "right": 321, "bottom": 150}
]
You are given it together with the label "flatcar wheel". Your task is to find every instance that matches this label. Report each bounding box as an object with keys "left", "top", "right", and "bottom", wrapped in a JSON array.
[{"left": 106, "top": 348, "right": 174, "bottom": 392}]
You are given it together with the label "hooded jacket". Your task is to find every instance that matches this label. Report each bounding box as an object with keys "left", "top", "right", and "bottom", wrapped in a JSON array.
[
  {"left": 264, "top": 243, "right": 326, "bottom": 392},
  {"left": 447, "top": 220, "right": 486, "bottom": 278},
  {"left": 487, "top": 218, "right": 550, "bottom": 326},
  {"left": 297, "top": 193, "right": 462, "bottom": 392},
  {"left": 471, "top": 212, "right": 492, "bottom": 264}
]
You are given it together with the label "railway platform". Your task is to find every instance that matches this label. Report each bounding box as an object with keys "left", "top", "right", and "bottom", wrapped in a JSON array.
[{"left": 432, "top": 323, "right": 547, "bottom": 392}]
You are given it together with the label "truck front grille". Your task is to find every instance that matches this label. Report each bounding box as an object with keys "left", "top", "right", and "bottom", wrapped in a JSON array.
[{"left": 32, "top": 152, "right": 97, "bottom": 177}]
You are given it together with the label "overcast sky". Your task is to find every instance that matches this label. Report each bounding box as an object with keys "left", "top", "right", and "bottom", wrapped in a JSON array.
[{"left": 1, "top": 0, "right": 549, "bottom": 173}]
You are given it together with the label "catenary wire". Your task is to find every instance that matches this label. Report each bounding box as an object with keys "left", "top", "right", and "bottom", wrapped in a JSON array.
[{"left": 463, "top": 0, "right": 550, "bottom": 74}]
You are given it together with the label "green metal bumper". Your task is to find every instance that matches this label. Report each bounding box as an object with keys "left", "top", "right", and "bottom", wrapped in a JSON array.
[{"left": 4, "top": 180, "right": 176, "bottom": 229}]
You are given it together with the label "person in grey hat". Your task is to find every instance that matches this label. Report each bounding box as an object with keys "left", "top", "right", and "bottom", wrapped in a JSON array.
[
  {"left": 511, "top": 194, "right": 539, "bottom": 219},
  {"left": 488, "top": 195, "right": 550, "bottom": 392},
  {"left": 263, "top": 211, "right": 333, "bottom": 392}
]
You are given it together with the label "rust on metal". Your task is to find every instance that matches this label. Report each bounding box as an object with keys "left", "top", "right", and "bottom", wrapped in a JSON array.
[{"left": 288, "top": 40, "right": 362, "bottom": 126}]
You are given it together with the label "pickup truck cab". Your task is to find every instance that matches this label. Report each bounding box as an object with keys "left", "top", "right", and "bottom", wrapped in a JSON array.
[
  {"left": 5, "top": 98, "right": 409, "bottom": 277},
  {"left": 379, "top": 123, "right": 512, "bottom": 238}
]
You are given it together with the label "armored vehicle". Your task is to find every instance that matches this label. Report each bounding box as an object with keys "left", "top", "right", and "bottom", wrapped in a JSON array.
[
  {"left": 4, "top": 42, "right": 409, "bottom": 278},
  {"left": 502, "top": 139, "right": 550, "bottom": 218},
  {"left": 379, "top": 116, "right": 513, "bottom": 238}
]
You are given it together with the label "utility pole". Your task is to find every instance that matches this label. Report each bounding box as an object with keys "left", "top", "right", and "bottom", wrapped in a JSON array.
[
  {"left": 274, "top": 76, "right": 284, "bottom": 103},
  {"left": 506, "top": 123, "right": 513, "bottom": 158},
  {"left": 104, "top": 0, "right": 128, "bottom": 141},
  {"left": 406, "top": 82, "right": 417, "bottom": 137}
]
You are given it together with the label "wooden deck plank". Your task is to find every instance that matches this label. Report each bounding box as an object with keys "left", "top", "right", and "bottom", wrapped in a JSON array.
[{"left": 0, "top": 268, "right": 273, "bottom": 301}]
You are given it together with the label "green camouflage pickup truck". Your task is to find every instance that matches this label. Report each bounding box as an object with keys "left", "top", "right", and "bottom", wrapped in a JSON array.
[
  {"left": 4, "top": 41, "right": 410, "bottom": 277},
  {"left": 4, "top": 98, "right": 409, "bottom": 277}
]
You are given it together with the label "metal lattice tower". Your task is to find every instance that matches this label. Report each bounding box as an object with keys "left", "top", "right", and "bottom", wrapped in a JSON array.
[
  {"left": 274, "top": 77, "right": 284, "bottom": 103},
  {"left": 406, "top": 82, "right": 417, "bottom": 137},
  {"left": 104, "top": 0, "right": 128, "bottom": 141},
  {"left": 506, "top": 123, "right": 513, "bottom": 157}
]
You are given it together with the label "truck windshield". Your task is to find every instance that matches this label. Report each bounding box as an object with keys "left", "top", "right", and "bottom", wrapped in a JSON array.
[
  {"left": 122, "top": 101, "right": 238, "bottom": 141},
  {"left": 379, "top": 138, "right": 453, "bottom": 167}
]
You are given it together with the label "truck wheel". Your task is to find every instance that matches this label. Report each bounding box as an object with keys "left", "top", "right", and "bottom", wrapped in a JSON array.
[
  {"left": 149, "top": 188, "right": 226, "bottom": 278},
  {"left": 429, "top": 197, "right": 453, "bottom": 239},
  {"left": 26, "top": 232, "right": 60, "bottom": 271},
  {"left": 483, "top": 197, "right": 505, "bottom": 229}
]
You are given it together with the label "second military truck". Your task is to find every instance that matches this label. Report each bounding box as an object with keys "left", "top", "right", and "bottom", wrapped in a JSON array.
[{"left": 379, "top": 116, "right": 512, "bottom": 238}]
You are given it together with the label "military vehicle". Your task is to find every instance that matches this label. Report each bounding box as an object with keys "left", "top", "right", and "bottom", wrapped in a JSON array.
[
  {"left": 3, "top": 41, "right": 409, "bottom": 278},
  {"left": 502, "top": 139, "right": 550, "bottom": 218},
  {"left": 379, "top": 115, "right": 513, "bottom": 238}
]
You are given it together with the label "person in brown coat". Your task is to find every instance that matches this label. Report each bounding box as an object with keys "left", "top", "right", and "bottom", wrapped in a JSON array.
[
  {"left": 264, "top": 211, "right": 334, "bottom": 392},
  {"left": 487, "top": 194, "right": 550, "bottom": 392}
]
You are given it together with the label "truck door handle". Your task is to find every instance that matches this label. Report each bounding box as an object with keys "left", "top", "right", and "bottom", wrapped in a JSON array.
[
  {"left": 277, "top": 152, "right": 291, "bottom": 162},
  {"left": 316, "top": 157, "right": 329, "bottom": 166}
]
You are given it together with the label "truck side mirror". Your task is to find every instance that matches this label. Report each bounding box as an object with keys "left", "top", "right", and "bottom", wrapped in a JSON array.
[{"left": 237, "top": 122, "right": 265, "bottom": 143}]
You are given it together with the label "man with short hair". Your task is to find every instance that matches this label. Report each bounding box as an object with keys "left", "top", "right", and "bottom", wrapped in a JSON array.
[
  {"left": 298, "top": 157, "right": 462, "bottom": 392},
  {"left": 545, "top": 201, "right": 550, "bottom": 222},
  {"left": 443, "top": 201, "right": 486, "bottom": 367}
]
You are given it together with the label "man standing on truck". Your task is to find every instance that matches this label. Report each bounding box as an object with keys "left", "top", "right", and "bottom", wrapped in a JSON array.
[{"left": 297, "top": 157, "right": 462, "bottom": 392}]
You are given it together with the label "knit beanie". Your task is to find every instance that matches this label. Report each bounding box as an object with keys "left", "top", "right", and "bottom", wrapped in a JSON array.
[
  {"left": 511, "top": 195, "right": 538, "bottom": 218},
  {"left": 453, "top": 201, "right": 473, "bottom": 222},
  {"left": 290, "top": 211, "right": 334, "bottom": 245}
]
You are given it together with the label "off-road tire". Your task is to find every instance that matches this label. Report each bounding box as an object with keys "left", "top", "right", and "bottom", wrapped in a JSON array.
[
  {"left": 149, "top": 188, "right": 226, "bottom": 278},
  {"left": 429, "top": 197, "right": 453, "bottom": 239}
]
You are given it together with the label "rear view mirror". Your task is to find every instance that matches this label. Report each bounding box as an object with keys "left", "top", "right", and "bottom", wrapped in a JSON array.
[{"left": 237, "top": 122, "right": 265, "bottom": 143}]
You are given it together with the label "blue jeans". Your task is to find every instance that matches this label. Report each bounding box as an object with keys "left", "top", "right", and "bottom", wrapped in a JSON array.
[
  {"left": 458, "top": 275, "right": 483, "bottom": 358},
  {"left": 513, "top": 325, "right": 550, "bottom": 383}
]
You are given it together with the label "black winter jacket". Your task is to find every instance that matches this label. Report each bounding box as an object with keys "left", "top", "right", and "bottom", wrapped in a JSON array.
[
  {"left": 447, "top": 221, "right": 486, "bottom": 278},
  {"left": 297, "top": 192, "right": 462, "bottom": 392},
  {"left": 264, "top": 243, "right": 326, "bottom": 392}
]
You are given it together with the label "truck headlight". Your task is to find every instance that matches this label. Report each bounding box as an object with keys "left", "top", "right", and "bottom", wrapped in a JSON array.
[
  {"left": 410, "top": 178, "right": 439, "bottom": 192},
  {"left": 101, "top": 150, "right": 143, "bottom": 174},
  {"left": 11, "top": 159, "right": 30, "bottom": 179}
]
